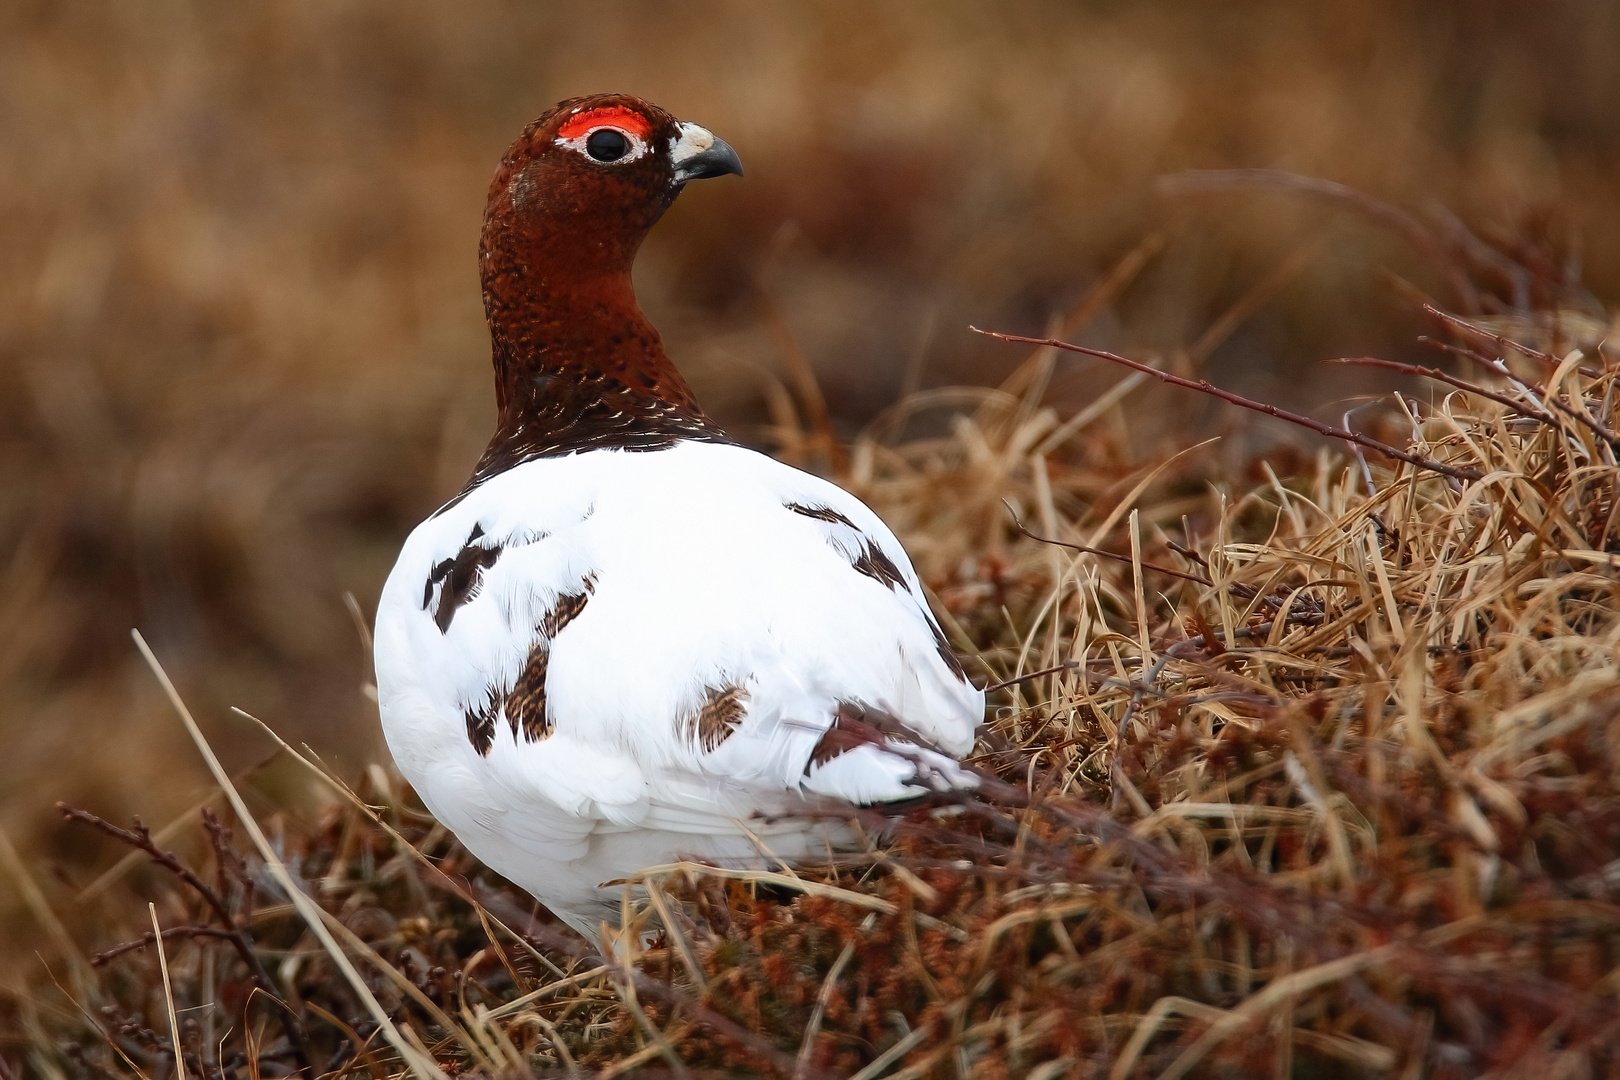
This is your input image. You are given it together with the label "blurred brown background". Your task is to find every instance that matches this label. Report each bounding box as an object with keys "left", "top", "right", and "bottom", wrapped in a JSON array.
[{"left": 3, "top": 0, "right": 1618, "bottom": 951}]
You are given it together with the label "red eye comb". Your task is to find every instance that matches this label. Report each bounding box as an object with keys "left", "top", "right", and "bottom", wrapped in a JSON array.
[{"left": 557, "top": 105, "right": 651, "bottom": 142}]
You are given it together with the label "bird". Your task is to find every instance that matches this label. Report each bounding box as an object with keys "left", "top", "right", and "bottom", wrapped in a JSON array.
[{"left": 373, "top": 94, "right": 984, "bottom": 940}]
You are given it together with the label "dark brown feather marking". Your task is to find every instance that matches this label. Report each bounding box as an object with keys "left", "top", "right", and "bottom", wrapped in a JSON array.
[
  {"left": 428, "top": 526, "right": 503, "bottom": 633},
  {"left": 929, "top": 619, "right": 969, "bottom": 682},
  {"left": 787, "top": 499, "right": 912, "bottom": 594},
  {"left": 785, "top": 501, "right": 856, "bottom": 528},
  {"left": 465, "top": 691, "right": 499, "bottom": 756},
  {"left": 805, "top": 716, "right": 886, "bottom": 772},
  {"left": 505, "top": 643, "right": 552, "bottom": 743},
  {"left": 423, "top": 567, "right": 444, "bottom": 608},
  {"left": 540, "top": 573, "right": 597, "bottom": 638},
  {"left": 495, "top": 572, "right": 599, "bottom": 744},
  {"left": 688, "top": 683, "right": 747, "bottom": 752},
  {"left": 805, "top": 701, "right": 931, "bottom": 774},
  {"left": 850, "top": 540, "right": 910, "bottom": 594}
]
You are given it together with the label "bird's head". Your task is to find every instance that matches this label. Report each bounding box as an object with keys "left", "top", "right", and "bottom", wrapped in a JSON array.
[
  {"left": 474, "top": 94, "right": 742, "bottom": 446},
  {"left": 481, "top": 93, "right": 743, "bottom": 283}
]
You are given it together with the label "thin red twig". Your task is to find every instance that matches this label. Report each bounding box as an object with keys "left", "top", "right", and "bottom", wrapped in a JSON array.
[
  {"left": 1420, "top": 313, "right": 1620, "bottom": 444},
  {"left": 971, "top": 328, "right": 1483, "bottom": 482},
  {"left": 1424, "top": 304, "right": 1603, "bottom": 379}
]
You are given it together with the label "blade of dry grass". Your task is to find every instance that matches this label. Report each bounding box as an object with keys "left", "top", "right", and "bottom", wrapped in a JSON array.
[
  {"left": 131, "top": 630, "right": 445, "bottom": 1080},
  {"left": 146, "top": 904, "right": 185, "bottom": 1080}
]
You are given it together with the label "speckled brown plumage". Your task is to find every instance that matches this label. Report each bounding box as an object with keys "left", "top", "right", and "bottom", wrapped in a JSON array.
[
  {"left": 503, "top": 575, "right": 598, "bottom": 744},
  {"left": 540, "top": 574, "right": 596, "bottom": 638},
  {"left": 808, "top": 703, "right": 884, "bottom": 772},
  {"left": 688, "top": 683, "right": 747, "bottom": 751},
  {"left": 465, "top": 691, "right": 499, "bottom": 756},
  {"left": 505, "top": 643, "right": 552, "bottom": 743}
]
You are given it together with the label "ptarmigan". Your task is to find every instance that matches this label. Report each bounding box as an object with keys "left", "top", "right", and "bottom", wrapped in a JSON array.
[{"left": 374, "top": 94, "right": 984, "bottom": 939}]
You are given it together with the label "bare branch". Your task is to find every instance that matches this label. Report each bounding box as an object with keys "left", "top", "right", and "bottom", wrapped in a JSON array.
[
  {"left": 57, "top": 805, "right": 235, "bottom": 926},
  {"left": 1418, "top": 311, "right": 1620, "bottom": 445},
  {"left": 971, "top": 328, "right": 1483, "bottom": 482},
  {"left": 56, "top": 803, "right": 308, "bottom": 1066},
  {"left": 91, "top": 925, "right": 239, "bottom": 968},
  {"left": 1424, "top": 304, "right": 1602, "bottom": 379},
  {"left": 1327, "top": 356, "right": 1562, "bottom": 427}
]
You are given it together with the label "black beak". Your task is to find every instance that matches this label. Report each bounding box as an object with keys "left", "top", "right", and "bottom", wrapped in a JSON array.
[{"left": 672, "top": 133, "right": 745, "bottom": 183}]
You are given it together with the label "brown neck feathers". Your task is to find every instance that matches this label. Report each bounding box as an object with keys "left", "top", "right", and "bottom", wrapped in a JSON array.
[{"left": 456, "top": 98, "right": 730, "bottom": 500}]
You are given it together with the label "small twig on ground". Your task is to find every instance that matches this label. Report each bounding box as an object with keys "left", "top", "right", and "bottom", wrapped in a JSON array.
[
  {"left": 983, "top": 662, "right": 1082, "bottom": 694},
  {"left": 57, "top": 806, "right": 234, "bottom": 926},
  {"left": 58, "top": 808, "right": 265, "bottom": 982},
  {"left": 1338, "top": 354, "right": 1620, "bottom": 448},
  {"left": 1430, "top": 330, "right": 1618, "bottom": 449},
  {"left": 91, "top": 926, "right": 241, "bottom": 968},
  {"left": 1164, "top": 539, "right": 1208, "bottom": 569},
  {"left": 1003, "top": 501, "right": 1213, "bottom": 586},
  {"left": 55, "top": 803, "right": 309, "bottom": 1069},
  {"left": 200, "top": 809, "right": 256, "bottom": 935}
]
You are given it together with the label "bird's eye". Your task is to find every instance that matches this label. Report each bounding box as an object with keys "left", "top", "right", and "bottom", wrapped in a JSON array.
[{"left": 586, "top": 128, "right": 631, "bottom": 163}]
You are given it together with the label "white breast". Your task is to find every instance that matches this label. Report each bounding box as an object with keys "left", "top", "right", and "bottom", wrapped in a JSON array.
[{"left": 374, "top": 440, "right": 983, "bottom": 936}]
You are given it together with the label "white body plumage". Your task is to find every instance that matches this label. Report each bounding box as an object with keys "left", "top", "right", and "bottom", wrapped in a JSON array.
[{"left": 374, "top": 440, "right": 983, "bottom": 937}]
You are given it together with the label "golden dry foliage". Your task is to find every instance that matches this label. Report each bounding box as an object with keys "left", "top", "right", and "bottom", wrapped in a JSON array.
[{"left": 9, "top": 308, "right": 1619, "bottom": 1078}]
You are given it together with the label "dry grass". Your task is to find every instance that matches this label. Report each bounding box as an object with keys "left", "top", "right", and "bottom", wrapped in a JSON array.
[
  {"left": 7, "top": 4, "right": 1620, "bottom": 1076},
  {"left": 7, "top": 1, "right": 1620, "bottom": 879},
  {"left": 8, "top": 293, "right": 1620, "bottom": 1076}
]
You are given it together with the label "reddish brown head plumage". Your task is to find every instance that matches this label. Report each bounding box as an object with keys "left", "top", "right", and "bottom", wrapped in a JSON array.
[{"left": 461, "top": 94, "right": 744, "bottom": 497}]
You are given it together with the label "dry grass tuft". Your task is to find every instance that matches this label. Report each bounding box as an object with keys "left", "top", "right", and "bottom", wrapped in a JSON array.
[{"left": 10, "top": 298, "right": 1620, "bottom": 1077}]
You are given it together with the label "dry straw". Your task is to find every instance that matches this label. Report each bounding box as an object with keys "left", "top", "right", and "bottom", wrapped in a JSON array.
[{"left": 14, "top": 300, "right": 1620, "bottom": 1076}]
